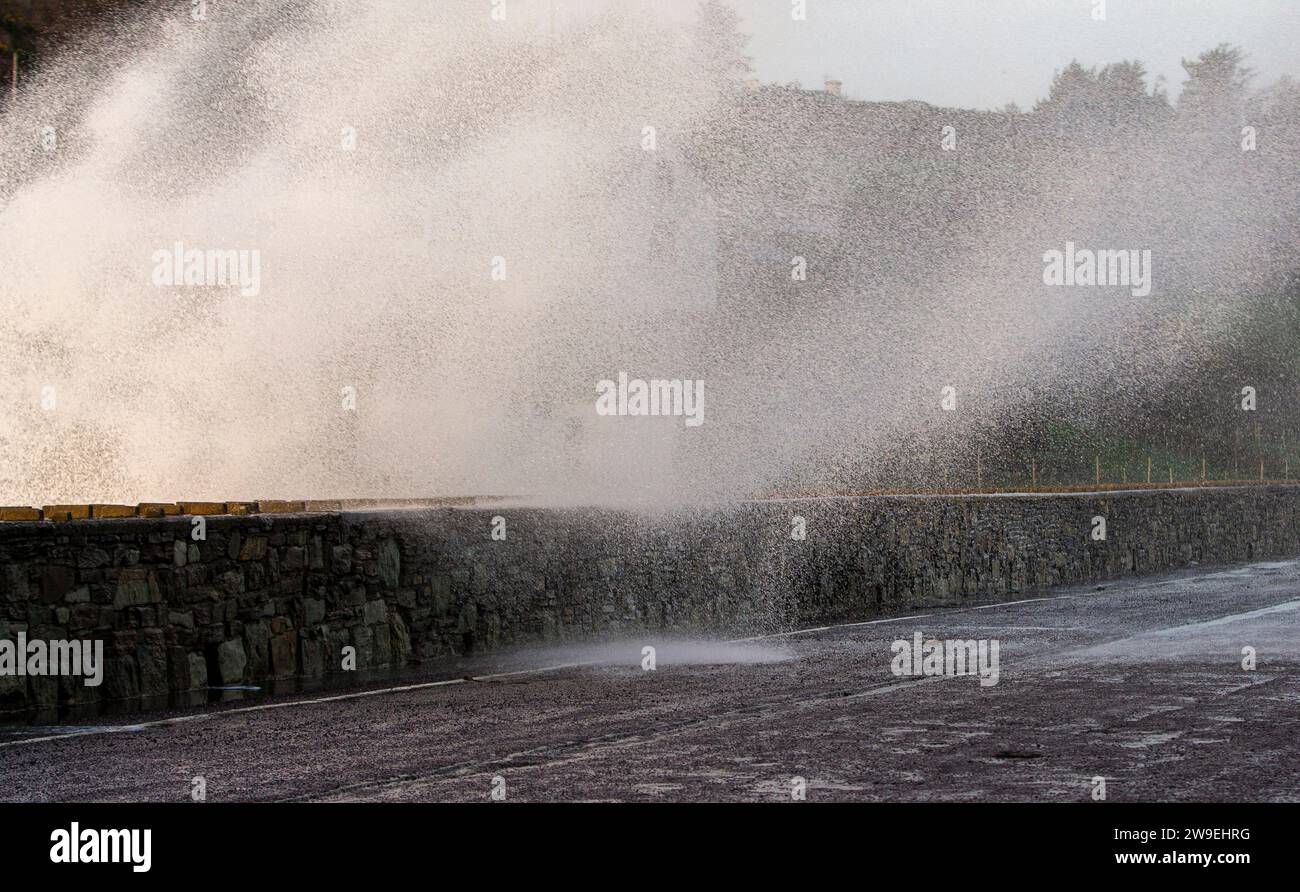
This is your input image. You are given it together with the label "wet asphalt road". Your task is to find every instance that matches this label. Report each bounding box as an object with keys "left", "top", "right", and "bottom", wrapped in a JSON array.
[{"left": 2, "top": 559, "right": 1299, "bottom": 802}]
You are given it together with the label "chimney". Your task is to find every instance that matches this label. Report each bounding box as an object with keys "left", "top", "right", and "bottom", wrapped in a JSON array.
[{"left": 824, "top": 79, "right": 842, "bottom": 97}]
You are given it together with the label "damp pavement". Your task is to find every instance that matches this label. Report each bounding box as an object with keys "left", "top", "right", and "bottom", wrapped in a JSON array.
[{"left": 2, "top": 559, "right": 1299, "bottom": 802}]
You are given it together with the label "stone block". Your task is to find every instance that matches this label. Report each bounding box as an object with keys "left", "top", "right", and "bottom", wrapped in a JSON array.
[
  {"left": 256, "top": 500, "right": 305, "bottom": 514},
  {"left": 136, "top": 503, "right": 180, "bottom": 517},
  {"left": 371, "top": 623, "right": 392, "bottom": 665},
  {"left": 39, "top": 565, "right": 76, "bottom": 603},
  {"left": 303, "top": 598, "right": 325, "bottom": 625},
  {"left": 352, "top": 624, "right": 373, "bottom": 668},
  {"left": 363, "top": 599, "right": 387, "bottom": 625},
  {"left": 188, "top": 652, "right": 209, "bottom": 689},
  {"left": 113, "top": 569, "right": 159, "bottom": 608},
  {"left": 308, "top": 536, "right": 325, "bottom": 571},
  {"left": 179, "top": 502, "right": 226, "bottom": 515},
  {"left": 243, "top": 620, "right": 270, "bottom": 677},
  {"left": 300, "top": 636, "right": 325, "bottom": 677},
  {"left": 238, "top": 537, "right": 268, "bottom": 561},
  {"left": 137, "top": 644, "right": 170, "bottom": 698},
  {"left": 270, "top": 632, "right": 297, "bottom": 678},
  {"left": 90, "top": 504, "right": 136, "bottom": 518},
  {"left": 283, "top": 546, "right": 306, "bottom": 572},
  {"left": 331, "top": 545, "right": 352, "bottom": 574},
  {"left": 214, "top": 639, "right": 247, "bottom": 685},
  {"left": 42, "top": 504, "right": 90, "bottom": 521},
  {"left": 378, "top": 539, "right": 401, "bottom": 588},
  {"left": 390, "top": 613, "right": 411, "bottom": 665}
]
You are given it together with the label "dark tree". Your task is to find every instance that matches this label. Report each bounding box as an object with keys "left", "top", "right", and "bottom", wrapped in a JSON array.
[
  {"left": 1034, "top": 59, "right": 1168, "bottom": 131},
  {"left": 694, "top": 0, "right": 752, "bottom": 90},
  {"left": 1177, "top": 43, "right": 1253, "bottom": 128}
]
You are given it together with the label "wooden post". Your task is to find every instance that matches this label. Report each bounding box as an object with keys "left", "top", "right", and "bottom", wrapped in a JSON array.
[
  {"left": 1260, "top": 458, "right": 1265, "bottom": 481},
  {"left": 1031, "top": 458, "right": 1037, "bottom": 488},
  {"left": 1168, "top": 465, "right": 1173, "bottom": 484},
  {"left": 976, "top": 451, "right": 982, "bottom": 490},
  {"left": 1094, "top": 454, "right": 1100, "bottom": 486},
  {"left": 1202, "top": 455, "right": 1206, "bottom": 481},
  {"left": 1146, "top": 456, "right": 1152, "bottom": 484}
]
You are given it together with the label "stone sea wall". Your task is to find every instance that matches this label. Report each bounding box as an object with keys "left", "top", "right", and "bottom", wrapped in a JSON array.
[{"left": 2, "top": 485, "right": 1298, "bottom": 711}]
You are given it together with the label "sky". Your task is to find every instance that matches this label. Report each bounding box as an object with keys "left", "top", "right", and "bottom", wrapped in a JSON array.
[{"left": 735, "top": 0, "right": 1300, "bottom": 109}]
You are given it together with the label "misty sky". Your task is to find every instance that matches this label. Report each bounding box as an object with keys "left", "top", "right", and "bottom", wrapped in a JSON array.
[{"left": 736, "top": 0, "right": 1300, "bottom": 109}]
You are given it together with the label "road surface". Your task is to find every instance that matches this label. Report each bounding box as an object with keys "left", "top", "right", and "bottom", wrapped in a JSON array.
[{"left": 3, "top": 559, "right": 1299, "bottom": 802}]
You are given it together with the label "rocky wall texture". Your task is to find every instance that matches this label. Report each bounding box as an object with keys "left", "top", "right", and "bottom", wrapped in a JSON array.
[{"left": 2, "top": 485, "right": 1298, "bottom": 711}]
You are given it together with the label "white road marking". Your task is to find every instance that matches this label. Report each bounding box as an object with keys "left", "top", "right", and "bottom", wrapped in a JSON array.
[
  {"left": 937, "top": 625, "right": 1087, "bottom": 631},
  {"left": 0, "top": 661, "right": 597, "bottom": 749},
  {"left": 965, "top": 596, "right": 1074, "bottom": 609},
  {"left": 1133, "top": 599, "right": 1300, "bottom": 634}
]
